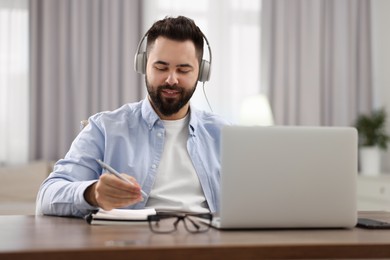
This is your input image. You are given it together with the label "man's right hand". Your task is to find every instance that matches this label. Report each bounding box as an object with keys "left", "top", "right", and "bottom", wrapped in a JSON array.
[{"left": 84, "top": 173, "right": 143, "bottom": 210}]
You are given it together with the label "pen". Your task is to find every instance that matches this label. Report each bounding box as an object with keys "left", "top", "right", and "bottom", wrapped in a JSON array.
[{"left": 96, "top": 159, "right": 148, "bottom": 198}]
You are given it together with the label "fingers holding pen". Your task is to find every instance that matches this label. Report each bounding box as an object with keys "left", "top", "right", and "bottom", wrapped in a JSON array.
[
  {"left": 94, "top": 173, "right": 144, "bottom": 210},
  {"left": 95, "top": 159, "right": 147, "bottom": 198},
  {"left": 102, "top": 173, "right": 141, "bottom": 193}
]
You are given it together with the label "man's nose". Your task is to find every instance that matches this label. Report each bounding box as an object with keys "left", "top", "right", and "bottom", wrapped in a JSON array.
[{"left": 165, "top": 72, "right": 179, "bottom": 86}]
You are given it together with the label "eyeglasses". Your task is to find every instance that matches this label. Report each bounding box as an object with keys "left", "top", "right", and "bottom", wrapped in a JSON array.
[{"left": 147, "top": 212, "right": 213, "bottom": 234}]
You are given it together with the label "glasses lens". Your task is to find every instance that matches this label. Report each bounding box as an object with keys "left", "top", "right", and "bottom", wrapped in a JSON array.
[
  {"left": 183, "top": 214, "right": 212, "bottom": 233},
  {"left": 148, "top": 215, "right": 180, "bottom": 233}
]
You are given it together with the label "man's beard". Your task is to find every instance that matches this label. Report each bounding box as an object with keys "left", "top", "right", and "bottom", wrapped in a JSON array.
[{"left": 146, "top": 77, "right": 197, "bottom": 117}]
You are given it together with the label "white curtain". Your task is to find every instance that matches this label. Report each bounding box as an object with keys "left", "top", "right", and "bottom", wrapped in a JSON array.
[
  {"left": 29, "top": 0, "right": 142, "bottom": 161},
  {"left": 261, "top": 0, "right": 373, "bottom": 126},
  {"left": 0, "top": 0, "right": 29, "bottom": 165}
]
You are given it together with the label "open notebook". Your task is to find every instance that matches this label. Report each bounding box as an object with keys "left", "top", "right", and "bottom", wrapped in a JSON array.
[
  {"left": 86, "top": 208, "right": 156, "bottom": 225},
  {"left": 211, "top": 126, "right": 358, "bottom": 229}
]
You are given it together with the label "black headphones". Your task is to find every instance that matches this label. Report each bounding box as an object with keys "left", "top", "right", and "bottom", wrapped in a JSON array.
[{"left": 134, "top": 33, "right": 213, "bottom": 82}]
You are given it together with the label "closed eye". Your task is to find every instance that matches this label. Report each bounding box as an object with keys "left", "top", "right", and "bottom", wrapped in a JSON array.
[
  {"left": 178, "top": 68, "right": 191, "bottom": 74},
  {"left": 177, "top": 64, "right": 193, "bottom": 74},
  {"left": 154, "top": 65, "right": 168, "bottom": 71},
  {"left": 153, "top": 61, "right": 169, "bottom": 71},
  {"left": 152, "top": 61, "right": 194, "bottom": 74}
]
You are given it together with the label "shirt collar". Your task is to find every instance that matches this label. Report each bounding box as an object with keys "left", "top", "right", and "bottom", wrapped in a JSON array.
[
  {"left": 141, "top": 96, "right": 160, "bottom": 130},
  {"left": 188, "top": 106, "right": 198, "bottom": 136},
  {"left": 141, "top": 95, "right": 198, "bottom": 135}
]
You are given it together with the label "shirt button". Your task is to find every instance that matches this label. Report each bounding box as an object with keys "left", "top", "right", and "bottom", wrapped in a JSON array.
[
  {"left": 152, "top": 164, "right": 157, "bottom": 169},
  {"left": 157, "top": 132, "right": 163, "bottom": 138}
]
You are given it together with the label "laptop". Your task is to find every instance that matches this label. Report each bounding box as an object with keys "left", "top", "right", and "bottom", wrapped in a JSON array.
[{"left": 211, "top": 126, "right": 358, "bottom": 229}]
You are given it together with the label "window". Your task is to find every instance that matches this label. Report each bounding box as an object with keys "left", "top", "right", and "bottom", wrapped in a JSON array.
[
  {"left": 0, "top": 0, "right": 29, "bottom": 165},
  {"left": 142, "top": 0, "right": 262, "bottom": 123}
]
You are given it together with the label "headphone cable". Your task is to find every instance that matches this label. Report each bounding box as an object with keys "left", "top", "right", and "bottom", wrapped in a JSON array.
[{"left": 202, "top": 82, "right": 213, "bottom": 113}]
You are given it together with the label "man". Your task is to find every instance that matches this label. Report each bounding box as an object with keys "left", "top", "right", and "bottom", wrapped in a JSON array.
[{"left": 36, "top": 16, "right": 229, "bottom": 218}]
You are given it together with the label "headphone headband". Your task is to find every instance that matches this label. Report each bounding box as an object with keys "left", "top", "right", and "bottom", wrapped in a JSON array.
[{"left": 134, "top": 34, "right": 212, "bottom": 82}]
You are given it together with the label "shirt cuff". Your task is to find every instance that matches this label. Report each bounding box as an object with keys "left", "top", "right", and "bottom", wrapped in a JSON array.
[{"left": 74, "top": 180, "right": 99, "bottom": 214}]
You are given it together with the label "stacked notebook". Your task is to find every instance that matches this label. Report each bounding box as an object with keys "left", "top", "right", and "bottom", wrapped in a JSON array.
[{"left": 86, "top": 208, "right": 156, "bottom": 225}]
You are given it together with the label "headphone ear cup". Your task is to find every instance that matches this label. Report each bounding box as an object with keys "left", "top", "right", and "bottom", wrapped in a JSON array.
[
  {"left": 134, "top": 52, "right": 147, "bottom": 74},
  {"left": 198, "top": 59, "right": 211, "bottom": 82}
]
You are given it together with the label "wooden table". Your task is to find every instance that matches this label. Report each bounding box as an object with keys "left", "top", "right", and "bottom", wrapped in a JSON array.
[{"left": 1, "top": 211, "right": 390, "bottom": 259}]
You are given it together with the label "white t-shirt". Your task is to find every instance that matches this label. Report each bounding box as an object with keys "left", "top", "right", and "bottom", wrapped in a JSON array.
[{"left": 145, "top": 114, "right": 209, "bottom": 213}]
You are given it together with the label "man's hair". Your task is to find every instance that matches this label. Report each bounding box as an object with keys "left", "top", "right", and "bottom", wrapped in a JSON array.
[{"left": 145, "top": 16, "right": 204, "bottom": 64}]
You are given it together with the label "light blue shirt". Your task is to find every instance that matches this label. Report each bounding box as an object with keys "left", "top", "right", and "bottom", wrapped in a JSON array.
[{"left": 36, "top": 97, "right": 229, "bottom": 217}]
